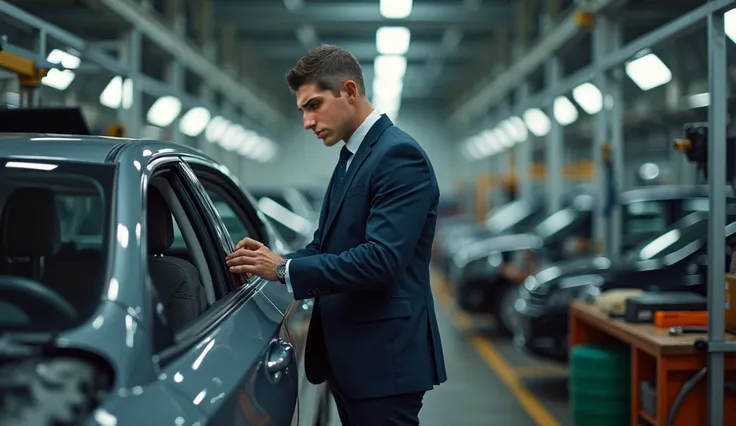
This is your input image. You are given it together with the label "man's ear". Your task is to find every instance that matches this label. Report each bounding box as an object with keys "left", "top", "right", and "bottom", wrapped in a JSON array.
[{"left": 343, "top": 80, "right": 360, "bottom": 101}]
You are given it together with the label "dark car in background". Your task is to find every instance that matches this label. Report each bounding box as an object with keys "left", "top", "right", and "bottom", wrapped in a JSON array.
[
  {"left": 516, "top": 207, "right": 736, "bottom": 363},
  {"left": 0, "top": 135, "right": 331, "bottom": 426},
  {"left": 435, "top": 197, "right": 547, "bottom": 276},
  {"left": 450, "top": 185, "right": 733, "bottom": 335}
]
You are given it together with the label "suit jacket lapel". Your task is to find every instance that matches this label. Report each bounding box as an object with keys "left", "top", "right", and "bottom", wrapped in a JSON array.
[{"left": 321, "top": 114, "right": 393, "bottom": 243}]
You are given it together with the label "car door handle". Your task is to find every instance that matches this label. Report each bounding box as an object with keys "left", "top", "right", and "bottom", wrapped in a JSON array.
[{"left": 267, "top": 340, "right": 294, "bottom": 375}]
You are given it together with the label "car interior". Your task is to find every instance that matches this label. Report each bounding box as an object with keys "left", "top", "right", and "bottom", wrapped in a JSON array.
[
  {"left": 0, "top": 174, "right": 106, "bottom": 327},
  {"left": 0, "top": 166, "right": 254, "bottom": 334}
]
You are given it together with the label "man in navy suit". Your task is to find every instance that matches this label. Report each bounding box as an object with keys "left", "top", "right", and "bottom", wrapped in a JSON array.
[{"left": 226, "top": 44, "right": 447, "bottom": 425}]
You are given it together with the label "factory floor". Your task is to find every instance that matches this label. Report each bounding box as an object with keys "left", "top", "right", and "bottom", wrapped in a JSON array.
[{"left": 329, "top": 271, "right": 573, "bottom": 426}]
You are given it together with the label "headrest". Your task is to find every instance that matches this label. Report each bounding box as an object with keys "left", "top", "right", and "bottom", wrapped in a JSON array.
[
  {"left": 1, "top": 187, "right": 61, "bottom": 257},
  {"left": 147, "top": 186, "right": 174, "bottom": 253}
]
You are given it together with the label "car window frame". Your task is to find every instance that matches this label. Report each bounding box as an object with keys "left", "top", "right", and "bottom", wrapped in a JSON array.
[{"left": 146, "top": 159, "right": 261, "bottom": 366}]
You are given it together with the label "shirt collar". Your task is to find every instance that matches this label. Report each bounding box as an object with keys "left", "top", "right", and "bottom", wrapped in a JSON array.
[{"left": 344, "top": 109, "right": 381, "bottom": 155}]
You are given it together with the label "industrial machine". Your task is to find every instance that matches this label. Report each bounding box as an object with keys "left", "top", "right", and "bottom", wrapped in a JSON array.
[
  {"left": 675, "top": 123, "right": 736, "bottom": 334},
  {"left": 0, "top": 34, "right": 48, "bottom": 108}
]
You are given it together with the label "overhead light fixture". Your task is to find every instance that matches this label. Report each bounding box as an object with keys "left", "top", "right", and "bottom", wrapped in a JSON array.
[
  {"left": 500, "top": 116, "right": 528, "bottom": 143},
  {"left": 380, "top": 0, "right": 412, "bottom": 19},
  {"left": 376, "top": 27, "right": 411, "bottom": 55},
  {"left": 99, "top": 76, "right": 133, "bottom": 109},
  {"left": 725, "top": 8, "right": 736, "bottom": 44},
  {"left": 572, "top": 82, "right": 603, "bottom": 115},
  {"left": 219, "top": 124, "right": 245, "bottom": 152},
  {"left": 553, "top": 96, "right": 578, "bottom": 126},
  {"left": 205, "top": 116, "right": 230, "bottom": 143},
  {"left": 625, "top": 52, "right": 672, "bottom": 91},
  {"left": 146, "top": 96, "right": 182, "bottom": 127},
  {"left": 179, "top": 107, "right": 211, "bottom": 137},
  {"left": 374, "top": 55, "right": 407, "bottom": 79},
  {"left": 522, "top": 108, "right": 551, "bottom": 137},
  {"left": 492, "top": 127, "right": 514, "bottom": 148},
  {"left": 686, "top": 92, "right": 710, "bottom": 109}
]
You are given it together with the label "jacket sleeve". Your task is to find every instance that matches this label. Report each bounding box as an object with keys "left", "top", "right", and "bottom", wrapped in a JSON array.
[{"left": 288, "top": 141, "right": 437, "bottom": 300}]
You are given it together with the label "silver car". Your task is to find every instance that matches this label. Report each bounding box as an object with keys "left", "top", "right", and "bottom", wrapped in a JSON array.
[{"left": 0, "top": 134, "right": 331, "bottom": 426}]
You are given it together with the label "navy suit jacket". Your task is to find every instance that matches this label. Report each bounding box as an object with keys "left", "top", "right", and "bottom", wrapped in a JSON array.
[{"left": 286, "top": 114, "right": 447, "bottom": 399}]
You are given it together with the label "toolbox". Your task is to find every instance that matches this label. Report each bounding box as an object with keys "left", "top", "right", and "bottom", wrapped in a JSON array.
[{"left": 624, "top": 292, "right": 707, "bottom": 323}]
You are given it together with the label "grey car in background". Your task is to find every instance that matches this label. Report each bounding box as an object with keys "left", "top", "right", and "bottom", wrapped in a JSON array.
[{"left": 0, "top": 135, "right": 331, "bottom": 426}]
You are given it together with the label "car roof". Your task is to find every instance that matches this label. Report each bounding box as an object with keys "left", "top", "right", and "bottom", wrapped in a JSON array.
[{"left": 0, "top": 133, "right": 211, "bottom": 164}]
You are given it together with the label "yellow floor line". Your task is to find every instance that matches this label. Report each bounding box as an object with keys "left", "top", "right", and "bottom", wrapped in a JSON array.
[
  {"left": 432, "top": 271, "right": 560, "bottom": 426},
  {"left": 514, "top": 365, "right": 569, "bottom": 379}
]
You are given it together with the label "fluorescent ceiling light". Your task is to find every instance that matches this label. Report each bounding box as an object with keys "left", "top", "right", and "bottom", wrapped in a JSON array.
[
  {"left": 572, "top": 82, "right": 603, "bottom": 115},
  {"left": 686, "top": 92, "right": 710, "bottom": 109},
  {"left": 553, "top": 96, "right": 578, "bottom": 126},
  {"left": 373, "top": 76, "right": 403, "bottom": 98},
  {"left": 380, "top": 0, "right": 412, "bottom": 19},
  {"left": 100, "top": 76, "right": 133, "bottom": 109},
  {"left": 147, "top": 96, "right": 182, "bottom": 127},
  {"left": 179, "top": 107, "right": 211, "bottom": 137},
  {"left": 522, "top": 108, "right": 551, "bottom": 137},
  {"left": 376, "top": 27, "right": 411, "bottom": 55},
  {"left": 725, "top": 8, "right": 736, "bottom": 43},
  {"left": 500, "top": 116, "right": 528, "bottom": 143},
  {"left": 492, "top": 127, "right": 514, "bottom": 148},
  {"left": 625, "top": 52, "right": 672, "bottom": 91},
  {"left": 205, "top": 116, "right": 230, "bottom": 143},
  {"left": 237, "top": 130, "right": 261, "bottom": 157},
  {"left": 219, "top": 124, "right": 245, "bottom": 152},
  {"left": 475, "top": 131, "right": 499, "bottom": 157},
  {"left": 46, "top": 49, "right": 81, "bottom": 69},
  {"left": 374, "top": 55, "right": 407, "bottom": 79},
  {"left": 42, "top": 69, "right": 76, "bottom": 91}
]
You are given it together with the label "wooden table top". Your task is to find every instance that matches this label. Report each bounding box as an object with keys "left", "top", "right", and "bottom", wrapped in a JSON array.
[{"left": 571, "top": 300, "right": 736, "bottom": 356}]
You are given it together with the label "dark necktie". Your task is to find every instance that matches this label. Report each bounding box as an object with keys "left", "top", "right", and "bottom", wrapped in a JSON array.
[{"left": 330, "top": 145, "right": 353, "bottom": 203}]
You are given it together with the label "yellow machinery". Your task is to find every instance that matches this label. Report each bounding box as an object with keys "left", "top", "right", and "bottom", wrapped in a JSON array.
[{"left": 0, "top": 35, "right": 48, "bottom": 108}]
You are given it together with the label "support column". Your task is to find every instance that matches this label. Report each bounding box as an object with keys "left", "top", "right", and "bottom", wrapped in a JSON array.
[
  {"left": 166, "top": 0, "right": 185, "bottom": 144},
  {"left": 706, "top": 6, "right": 728, "bottom": 426},
  {"left": 196, "top": 0, "right": 216, "bottom": 150},
  {"left": 516, "top": 84, "right": 532, "bottom": 201},
  {"left": 592, "top": 13, "right": 620, "bottom": 254},
  {"left": 546, "top": 56, "right": 563, "bottom": 214},
  {"left": 512, "top": 0, "right": 533, "bottom": 60},
  {"left": 118, "top": 29, "right": 142, "bottom": 138},
  {"left": 608, "top": 21, "right": 624, "bottom": 256}
]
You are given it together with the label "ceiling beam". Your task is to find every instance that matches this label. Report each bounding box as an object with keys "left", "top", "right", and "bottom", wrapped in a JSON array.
[
  {"left": 214, "top": 2, "right": 512, "bottom": 32},
  {"left": 253, "top": 40, "right": 478, "bottom": 63}
]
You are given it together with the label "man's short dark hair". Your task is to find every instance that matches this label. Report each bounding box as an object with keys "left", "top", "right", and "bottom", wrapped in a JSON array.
[{"left": 286, "top": 44, "right": 366, "bottom": 95}]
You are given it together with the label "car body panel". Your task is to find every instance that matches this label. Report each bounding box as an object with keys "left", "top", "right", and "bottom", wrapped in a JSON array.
[{"left": 0, "top": 135, "right": 325, "bottom": 426}]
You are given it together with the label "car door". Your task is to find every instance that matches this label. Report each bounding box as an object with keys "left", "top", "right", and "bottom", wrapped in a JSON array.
[
  {"left": 176, "top": 158, "right": 309, "bottom": 424},
  {"left": 152, "top": 160, "right": 300, "bottom": 426}
]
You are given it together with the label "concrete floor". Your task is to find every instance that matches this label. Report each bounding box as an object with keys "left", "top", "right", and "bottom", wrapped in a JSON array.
[{"left": 328, "top": 273, "right": 573, "bottom": 426}]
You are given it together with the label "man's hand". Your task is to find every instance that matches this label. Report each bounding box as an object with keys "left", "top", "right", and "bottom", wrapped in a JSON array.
[
  {"left": 226, "top": 241, "right": 284, "bottom": 282},
  {"left": 235, "top": 237, "right": 264, "bottom": 251}
]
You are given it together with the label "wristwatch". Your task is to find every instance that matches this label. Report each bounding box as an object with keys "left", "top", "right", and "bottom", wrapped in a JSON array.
[{"left": 276, "top": 260, "right": 287, "bottom": 284}]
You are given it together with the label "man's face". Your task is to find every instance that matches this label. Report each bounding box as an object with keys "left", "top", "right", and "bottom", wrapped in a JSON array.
[{"left": 296, "top": 82, "right": 353, "bottom": 147}]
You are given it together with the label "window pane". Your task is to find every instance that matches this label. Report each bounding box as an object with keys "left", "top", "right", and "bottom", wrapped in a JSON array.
[{"left": 0, "top": 160, "right": 114, "bottom": 330}]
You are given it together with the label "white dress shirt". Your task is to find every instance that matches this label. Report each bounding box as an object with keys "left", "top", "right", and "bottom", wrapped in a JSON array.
[{"left": 283, "top": 110, "right": 382, "bottom": 292}]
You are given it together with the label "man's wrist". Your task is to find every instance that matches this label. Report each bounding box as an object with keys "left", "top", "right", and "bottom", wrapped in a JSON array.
[{"left": 276, "top": 259, "right": 288, "bottom": 284}]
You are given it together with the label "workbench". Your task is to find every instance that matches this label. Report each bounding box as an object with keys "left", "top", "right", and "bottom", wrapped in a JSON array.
[{"left": 569, "top": 300, "right": 736, "bottom": 426}]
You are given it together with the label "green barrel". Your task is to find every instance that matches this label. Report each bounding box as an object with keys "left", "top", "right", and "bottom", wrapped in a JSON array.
[{"left": 569, "top": 344, "right": 631, "bottom": 426}]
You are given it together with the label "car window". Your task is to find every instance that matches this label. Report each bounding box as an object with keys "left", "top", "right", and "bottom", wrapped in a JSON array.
[
  {"left": 622, "top": 200, "right": 667, "bottom": 236},
  {"left": 0, "top": 159, "right": 114, "bottom": 331},
  {"left": 204, "top": 187, "right": 252, "bottom": 243},
  {"left": 625, "top": 212, "right": 708, "bottom": 262}
]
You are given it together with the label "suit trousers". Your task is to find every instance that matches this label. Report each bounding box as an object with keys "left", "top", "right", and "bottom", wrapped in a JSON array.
[{"left": 328, "top": 377, "right": 425, "bottom": 426}]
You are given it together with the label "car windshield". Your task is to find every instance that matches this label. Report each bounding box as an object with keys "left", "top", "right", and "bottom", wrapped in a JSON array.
[
  {"left": 0, "top": 159, "right": 114, "bottom": 331},
  {"left": 624, "top": 212, "right": 708, "bottom": 262}
]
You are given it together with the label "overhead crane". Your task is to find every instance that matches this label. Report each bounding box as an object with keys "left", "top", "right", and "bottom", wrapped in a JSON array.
[{"left": 0, "top": 35, "right": 48, "bottom": 108}]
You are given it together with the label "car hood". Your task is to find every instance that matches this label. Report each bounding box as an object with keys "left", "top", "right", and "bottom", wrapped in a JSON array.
[
  {"left": 532, "top": 255, "right": 620, "bottom": 287},
  {"left": 454, "top": 232, "right": 543, "bottom": 264}
]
